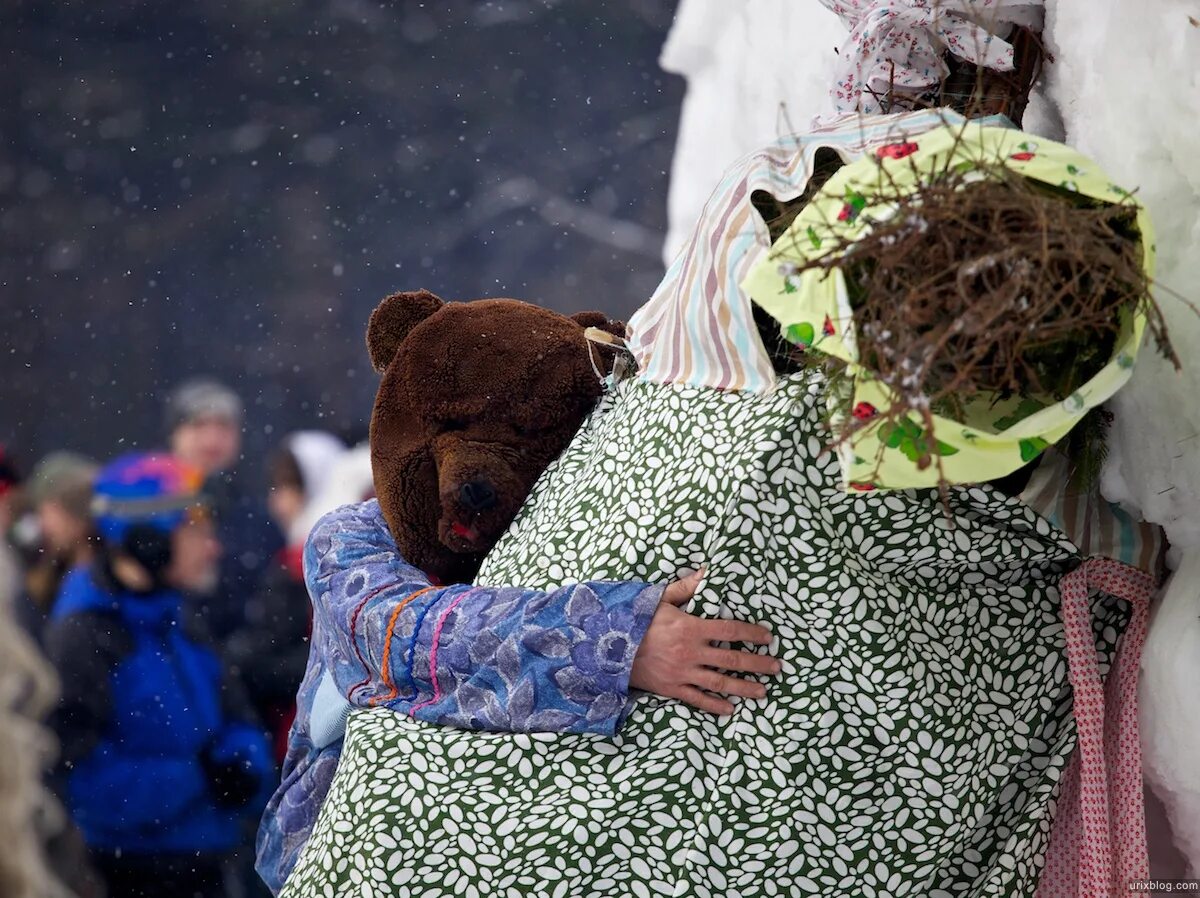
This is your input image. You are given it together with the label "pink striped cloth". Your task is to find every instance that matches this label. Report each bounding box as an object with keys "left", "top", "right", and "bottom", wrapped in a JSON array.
[
  {"left": 1019, "top": 449, "right": 1166, "bottom": 581},
  {"left": 1021, "top": 450, "right": 1162, "bottom": 896},
  {"left": 1035, "top": 558, "right": 1157, "bottom": 898}
]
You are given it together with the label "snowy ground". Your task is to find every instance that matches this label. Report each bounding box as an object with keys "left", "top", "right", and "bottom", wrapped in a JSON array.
[{"left": 660, "top": 0, "right": 1200, "bottom": 878}]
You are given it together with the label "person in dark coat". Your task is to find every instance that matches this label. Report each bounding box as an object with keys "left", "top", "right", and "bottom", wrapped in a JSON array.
[
  {"left": 44, "top": 452, "right": 273, "bottom": 898},
  {"left": 0, "top": 446, "right": 23, "bottom": 605},
  {"left": 165, "top": 378, "right": 283, "bottom": 642},
  {"left": 19, "top": 452, "right": 99, "bottom": 638},
  {"left": 227, "top": 431, "right": 347, "bottom": 763}
]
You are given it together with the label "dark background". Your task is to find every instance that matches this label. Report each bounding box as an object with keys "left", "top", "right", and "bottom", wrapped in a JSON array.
[{"left": 2, "top": 0, "right": 682, "bottom": 479}]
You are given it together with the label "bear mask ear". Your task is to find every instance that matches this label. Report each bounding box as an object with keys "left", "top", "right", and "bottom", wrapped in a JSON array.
[
  {"left": 570, "top": 311, "right": 626, "bottom": 341},
  {"left": 571, "top": 311, "right": 628, "bottom": 378},
  {"left": 367, "top": 290, "right": 445, "bottom": 372}
]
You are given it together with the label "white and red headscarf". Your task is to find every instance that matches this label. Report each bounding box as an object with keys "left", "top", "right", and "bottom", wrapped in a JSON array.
[{"left": 817, "top": 0, "right": 1043, "bottom": 113}]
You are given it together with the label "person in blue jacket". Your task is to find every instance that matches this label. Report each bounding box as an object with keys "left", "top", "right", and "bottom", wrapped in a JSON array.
[{"left": 44, "top": 452, "right": 273, "bottom": 898}]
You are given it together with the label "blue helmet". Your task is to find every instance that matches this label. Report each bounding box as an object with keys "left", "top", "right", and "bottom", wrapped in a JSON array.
[{"left": 92, "top": 453, "right": 208, "bottom": 543}]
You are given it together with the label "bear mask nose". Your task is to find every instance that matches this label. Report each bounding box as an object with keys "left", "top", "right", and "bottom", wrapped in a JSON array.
[{"left": 458, "top": 479, "right": 497, "bottom": 512}]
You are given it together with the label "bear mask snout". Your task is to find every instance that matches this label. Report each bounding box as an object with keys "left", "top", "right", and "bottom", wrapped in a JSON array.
[
  {"left": 458, "top": 479, "right": 497, "bottom": 512},
  {"left": 434, "top": 438, "right": 526, "bottom": 554}
]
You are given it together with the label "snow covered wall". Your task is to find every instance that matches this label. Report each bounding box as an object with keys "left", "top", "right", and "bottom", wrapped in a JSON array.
[
  {"left": 1035, "top": 3, "right": 1200, "bottom": 557},
  {"left": 660, "top": 1, "right": 835, "bottom": 258},
  {"left": 659, "top": 0, "right": 1200, "bottom": 876},
  {"left": 1032, "top": 13, "right": 1200, "bottom": 874}
]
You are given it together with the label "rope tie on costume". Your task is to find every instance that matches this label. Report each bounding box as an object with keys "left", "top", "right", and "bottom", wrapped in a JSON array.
[
  {"left": 369, "top": 584, "right": 439, "bottom": 706},
  {"left": 1036, "top": 557, "right": 1156, "bottom": 898},
  {"left": 408, "top": 588, "right": 477, "bottom": 715},
  {"left": 583, "top": 326, "right": 634, "bottom": 389},
  {"left": 817, "top": 0, "right": 1043, "bottom": 114},
  {"left": 345, "top": 579, "right": 404, "bottom": 703}
]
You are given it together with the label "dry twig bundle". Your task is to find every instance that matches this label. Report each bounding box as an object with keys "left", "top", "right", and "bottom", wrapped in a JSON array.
[
  {"left": 767, "top": 155, "right": 1179, "bottom": 491},
  {"left": 815, "top": 169, "right": 1173, "bottom": 402}
]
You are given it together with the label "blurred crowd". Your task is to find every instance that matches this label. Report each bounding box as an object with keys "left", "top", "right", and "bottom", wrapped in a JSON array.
[{"left": 0, "top": 378, "right": 374, "bottom": 898}]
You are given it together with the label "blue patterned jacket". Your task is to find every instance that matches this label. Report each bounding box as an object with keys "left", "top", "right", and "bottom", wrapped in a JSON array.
[{"left": 256, "top": 500, "right": 662, "bottom": 893}]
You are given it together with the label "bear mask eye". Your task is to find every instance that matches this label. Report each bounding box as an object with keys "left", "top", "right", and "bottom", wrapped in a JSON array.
[{"left": 442, "top": 419, "right": 468, "bottom": 433}]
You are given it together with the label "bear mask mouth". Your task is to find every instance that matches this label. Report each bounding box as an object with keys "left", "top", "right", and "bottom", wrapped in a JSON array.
[
  {"left": 441, "top": 517, "right": 490, "bottom": 554},
  {"left": 449, "top": 521, "right": 482, "bottom": 544}
]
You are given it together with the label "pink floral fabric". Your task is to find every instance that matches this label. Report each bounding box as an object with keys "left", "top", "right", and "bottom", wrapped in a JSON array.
[
  {"left": 1036, "top": 557, "right": 1156, "bottom": 898},
  {"left": 816, "top": 0, "right": 1043, "bottom": 113}
]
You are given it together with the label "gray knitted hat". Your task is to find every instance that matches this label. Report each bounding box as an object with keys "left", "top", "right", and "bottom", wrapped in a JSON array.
[
  {"left": 164, "top": 378, "right": 244, "bottom": 433},
  {"left": 27, "top": 452, "right": 98, "bottom": 517}
]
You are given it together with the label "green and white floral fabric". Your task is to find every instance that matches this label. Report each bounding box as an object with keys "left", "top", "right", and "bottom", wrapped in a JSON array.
[{"left": 283, "top": 372, "right": 1128, "bottom": 898}]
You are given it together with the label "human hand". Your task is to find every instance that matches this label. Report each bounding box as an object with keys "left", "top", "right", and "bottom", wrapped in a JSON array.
[{"left": 630, "top": 568, "right": 781, "bottom": 715}]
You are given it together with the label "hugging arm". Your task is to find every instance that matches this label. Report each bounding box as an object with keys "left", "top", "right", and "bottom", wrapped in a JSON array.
[{"left": 305, "top": 501, "right": 662, "bottom": 735}]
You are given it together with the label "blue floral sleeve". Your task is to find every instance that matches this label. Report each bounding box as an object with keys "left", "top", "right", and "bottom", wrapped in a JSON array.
[{"left": 305, "top": 499, "right": 662, "bottom": 734}]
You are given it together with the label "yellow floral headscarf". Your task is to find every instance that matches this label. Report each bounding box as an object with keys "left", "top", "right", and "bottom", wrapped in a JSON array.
[{"left": 742, "top": 122, "right": 1154, "bottom": 492}]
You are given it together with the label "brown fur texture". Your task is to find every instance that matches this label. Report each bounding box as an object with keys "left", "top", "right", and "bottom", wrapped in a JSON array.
[{"left": 367, "top": 290, "right": 624, "bottom": 585}]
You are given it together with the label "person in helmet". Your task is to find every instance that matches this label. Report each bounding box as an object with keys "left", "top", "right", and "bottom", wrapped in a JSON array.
[{"left": 43, "top": 452, "right": 272, "bottom": 898}]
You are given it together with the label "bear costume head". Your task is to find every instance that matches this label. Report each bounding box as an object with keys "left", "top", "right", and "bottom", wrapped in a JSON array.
[{"left": 366, "top": 289, "right": 625, "bottom": 585}]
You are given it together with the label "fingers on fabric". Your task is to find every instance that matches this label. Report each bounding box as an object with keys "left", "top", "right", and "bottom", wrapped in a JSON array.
[
  {"left": 695, "top": 669, "right": 767, "bottom": 700},
  {"left": 703, "top": 618, "right": 772, "bottom": 646},
  {"left": 703, "top": 646, "right": 781, "bottom": 676},
  {"left": 661, "top": 567, "right": 706, "bottom": 606},
  {"left": 675, "top": 685, "right": 735, "bottom": 717},
  {"left": 636, "top": 571, "right": 781, "bottom": 716}
]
